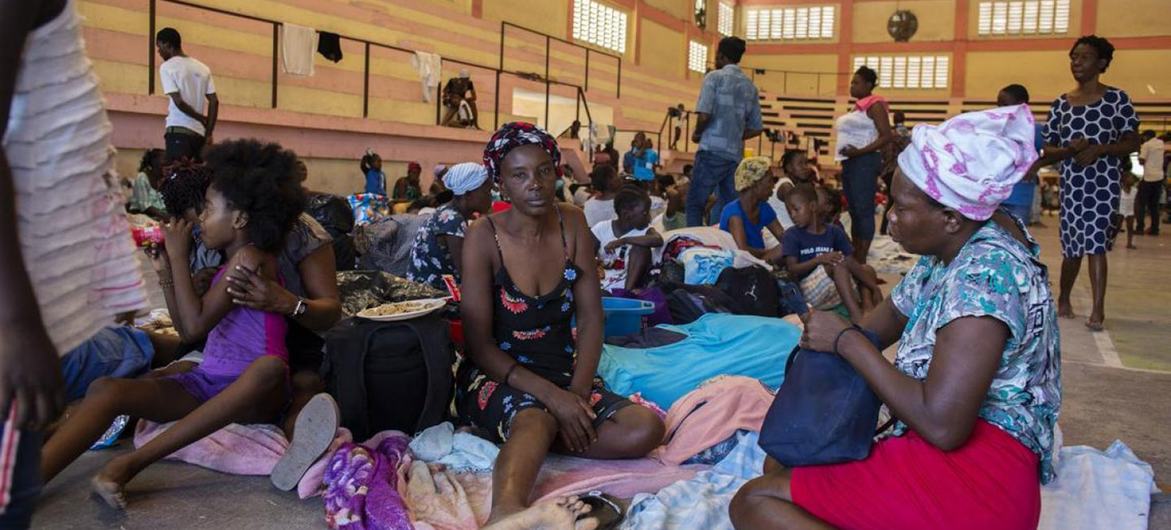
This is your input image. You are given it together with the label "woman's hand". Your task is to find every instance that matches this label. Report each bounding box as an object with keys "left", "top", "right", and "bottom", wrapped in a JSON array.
[
  {"left": 163, "top": 218, "right": 194, "bottom": 259},
  {"left": 225, "top": 265, "right": 298, "bottom": 315},
  {"left": 1074, "top": 144, "right": 1104, "bottom": 167},
  {"left": 799, "top": 309, "right": 853, "bottom": 353},
  {"left": 545, "top": 388, "right": 597, "bottom": 453},
  {"left": 840, "top": 145, "right": 863, "bottom": 159}
]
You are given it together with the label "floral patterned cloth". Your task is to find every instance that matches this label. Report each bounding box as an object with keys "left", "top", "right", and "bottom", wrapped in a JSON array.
[
  {"left": 407, "top": 204, "right": 469, "bottom": 290},
  {"left": 323, "top": 433, "right": 412, "bottom": 530},
  {"left": 889, "top": 216, "right": 1061, "bottom": 483}
]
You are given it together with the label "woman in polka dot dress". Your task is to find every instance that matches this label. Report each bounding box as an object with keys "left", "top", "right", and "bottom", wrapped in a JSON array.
[{"left": 1042, "top": 35, "right": 1140, "bottom": 331}]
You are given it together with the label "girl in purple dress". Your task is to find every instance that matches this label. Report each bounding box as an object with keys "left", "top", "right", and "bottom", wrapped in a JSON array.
[{"left": 41, "top": 140, "right": 306, "bottom": 509}]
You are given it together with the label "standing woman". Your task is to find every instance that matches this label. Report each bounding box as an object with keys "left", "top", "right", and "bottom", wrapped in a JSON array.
[
  {"left": 1043, "top": 35, "right": 1140, "bottom": 331},
  {"left": 835, "top": 66, "right": 894, "bottom": 264},
  {"left": 459, "top": 123, "right": 664, "bottom": 526}
]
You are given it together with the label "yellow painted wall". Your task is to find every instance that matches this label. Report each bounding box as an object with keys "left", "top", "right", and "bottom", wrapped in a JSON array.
[
  {"left": 482, "top": 0, "right": 569, "bottom": 39},
  {"left": 644, "top": 0, "right": 691, "bottom": 21},
  {"left": 964, "top": 50, "right": 1070, "bottom": 101},
  {"left": 1097, "top": 0, "right": 1171, "bottom": 38},
  {"left": 1106, "top": 49, "right": 1171, "bottom": 99},
  {"left": 853, "top": 1, "right": 954, "bottom": 43},
  {"left": 742, "top": 54, "right": 838, "bottom": 96},
  {"left": 639, "top": 18, "right": 685, "bottom": 79}
]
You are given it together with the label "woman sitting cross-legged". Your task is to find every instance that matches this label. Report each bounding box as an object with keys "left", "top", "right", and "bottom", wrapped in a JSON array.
[
  {"left": 41, "top": 139, "right": 307, "bottom": 508},
  {"left": 458, "top": 123, "right": 666, "bottom": 527},
  {"left": 719, "top": 156, "right": 786, "bottom": 264},
  {"left": 730, "top": 105, "right": 1061, "bottom": 530}
]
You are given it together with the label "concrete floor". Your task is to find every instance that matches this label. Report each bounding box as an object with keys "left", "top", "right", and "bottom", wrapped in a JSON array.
[{"left": 30, "top": 222, "right": 1171, "bottom": 529}]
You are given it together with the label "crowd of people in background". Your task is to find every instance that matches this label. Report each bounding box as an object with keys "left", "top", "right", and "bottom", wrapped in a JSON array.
[{"left": 1, "top": 5, "right": 1159, "bottom": 526}]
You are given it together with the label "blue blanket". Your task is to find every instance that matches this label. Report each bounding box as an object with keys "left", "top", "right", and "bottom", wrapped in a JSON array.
[{"left": 598, "top": 313, "right": 799, "bottom": 409}]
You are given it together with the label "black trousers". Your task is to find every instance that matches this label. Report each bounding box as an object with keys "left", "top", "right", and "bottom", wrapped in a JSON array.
[
  {"left": 1135, "top": 180, "right": 1162, "bottom": 234},
  {"left": 164, "top": 130, "right": 206, "bottom": 162}
]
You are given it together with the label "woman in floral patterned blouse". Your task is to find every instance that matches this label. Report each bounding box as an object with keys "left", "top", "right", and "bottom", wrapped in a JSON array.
[{"left": 732, "top": 106, "right": 1061, "bottom": 530}]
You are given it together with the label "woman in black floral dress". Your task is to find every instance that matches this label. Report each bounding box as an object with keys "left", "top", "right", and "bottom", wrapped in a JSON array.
[{"left": 458, "top": 123, "right": 665, "bottom": 525}]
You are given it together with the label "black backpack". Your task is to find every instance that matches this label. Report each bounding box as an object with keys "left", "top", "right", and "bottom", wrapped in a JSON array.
[
  {"left": 322, "top": 315, "right": 453, "bottom": 440},
  {"left": 666, "top": 285, "right": 734, "bottom": 324},
  {"left": 714, "top": 266, "right": 779, "bottom": 318}
]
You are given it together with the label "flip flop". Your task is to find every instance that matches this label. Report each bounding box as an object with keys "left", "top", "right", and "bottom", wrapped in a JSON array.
[
  {"left": 578, "top": 491, "right": 624, "bottom": 530},
  {"left": 271, "top": 393, "right": 340, "bottom": 491}
]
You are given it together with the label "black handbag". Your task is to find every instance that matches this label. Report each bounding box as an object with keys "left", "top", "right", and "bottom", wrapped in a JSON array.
[{"left": 758, "top": 329, "right": 891, "bottom": 467}]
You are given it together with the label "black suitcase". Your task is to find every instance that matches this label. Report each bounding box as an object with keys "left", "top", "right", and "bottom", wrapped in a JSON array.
[{"left": 322, "top": 315, "right": 453, "bottom": 440}]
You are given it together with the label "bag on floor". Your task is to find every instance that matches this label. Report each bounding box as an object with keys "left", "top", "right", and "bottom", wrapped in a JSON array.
[
  {"left": 758, "top": 329, "right": 888, "bottom": 467},
  {"left": 322, "top": 315, "right": 453, "bottom": 440},
  {"left": 775, "top": 277, "right": 808, "bottom": 317},
  {"left": 715, "top": 266, "right": 778, "bottom": 318},
  {"left": 666, "top": 286, "right": 733, "bottom": 324}
]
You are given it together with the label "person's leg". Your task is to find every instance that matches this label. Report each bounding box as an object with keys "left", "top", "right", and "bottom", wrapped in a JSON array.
[
  {"left": 469, "top": 100, "right": 481, "bottom": 129},
  {"left": 1151, "top": 182, "right": 1162, "bottom": 235},
  {"left": 190, "top": 134, "right": 207, "bottom": 162},
  {"left": 92, "top": 356, "right": 288, "bottom": 507},
  {"left": 282, "top": 369, "right": 327, "bottom": 438},
  {"left": 686, "top": 152, "right": 718, "bottom": 227},
  {"left": 1086, "top": 253, "right": 1108, "bottom": 331},
  {"left": 566, "top": 404, "right": 664, "bottom": 460},
  {"left": 828, "top": 263, "right": 864, "bottom": 323},
  {"left": 623, "top": 245, "right": 653, "bottom": 292},
  {"left": 851, "top": 155, "right": 880, "bottom": 264},
  {"left": 729, "top": 467, "right": 833, "bottom": 530},
  {"left": 1135, "top": 184, "right": 1150, "bottom": 234},
  {"left": 1057, "top": 255, "right": 1081, "bottom": 319},
  {"left": 163, "top": 132, "right": 189, "bottom": 163},
  {"left": 0, "top": 427, "right": 43, "bottom": 530},
  {"left": 1126, "top": 215, "right": 1136, "bottom": 249},
  {"left": 41, "top": 377, "right": 201, "bottom": 482},
  {"left": 486, "top": 409, "right": 559, "bottom": 524},
  {"left": 146, "top": 331, "right": 184, "bottom": 369},
  {"left": 712, "top": 163, "right": 738, "bottom": 226},
  {"left": 441, "top": 105, "right": 458, "bottom": 127}
]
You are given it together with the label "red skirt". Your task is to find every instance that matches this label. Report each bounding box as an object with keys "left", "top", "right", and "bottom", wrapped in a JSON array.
[{"left": 791, "top": 420, "right": 1041, "bottom": 530}]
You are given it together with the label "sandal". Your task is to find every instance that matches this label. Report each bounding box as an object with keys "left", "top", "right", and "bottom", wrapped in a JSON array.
[
  {"left": 271, "top": 393, "right": 340, "bottom": 491},
  {"left": 578, "top": 491, "right": 624, "bottom": 530}
]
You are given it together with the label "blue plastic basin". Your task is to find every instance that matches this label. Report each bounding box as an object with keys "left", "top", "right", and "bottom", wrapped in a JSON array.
[{"left": 601, "top": 296, "right": 656, "bottom": 338}]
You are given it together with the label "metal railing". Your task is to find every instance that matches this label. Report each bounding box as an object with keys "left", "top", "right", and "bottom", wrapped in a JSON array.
[{"left": 146, "top": 0, "right": 617, "bottom": 134}]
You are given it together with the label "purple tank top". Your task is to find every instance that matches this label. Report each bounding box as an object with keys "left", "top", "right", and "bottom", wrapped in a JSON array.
[{"left": 200, "top": 268, "right": 289, "bottom": 376}]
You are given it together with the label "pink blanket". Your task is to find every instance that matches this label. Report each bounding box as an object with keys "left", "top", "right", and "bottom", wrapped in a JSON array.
[{"left": 652, "top": 375, "right": 776, "bottom": 466}]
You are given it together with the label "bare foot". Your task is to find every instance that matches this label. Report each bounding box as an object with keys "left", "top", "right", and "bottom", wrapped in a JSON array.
[
  {"left": 1085, "top": 317, "right": 1105, "bottom": 332},
  {"left": 91, "top": 457, "right": 135, "bottom": 509},
  {"left": 1127, "top": 244, "right": 1138, "bottom": 249},
  {"left": 482, "top": 497, "right": 597, "bottom": 530},
  {"left": 1057, "top": 300, "right": 1075, "bottom": 319}
]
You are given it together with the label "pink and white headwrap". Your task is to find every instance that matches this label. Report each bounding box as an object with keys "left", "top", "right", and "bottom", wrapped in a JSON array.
[{"left": 896, "top": 104, "right": 1038, "bottom": 221}]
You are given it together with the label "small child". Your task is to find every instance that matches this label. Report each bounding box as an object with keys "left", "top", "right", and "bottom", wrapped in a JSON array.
[
  {"left": 656, "top": 174, "right": 687, "bottom": 232},
  {"left": 782, "top": 185, "right": 877, "bottom": 323},
  {"left": 592, "top": 184, "right": 664, "bottom": 293},
  {"left": 41, "top": 140, "right": 306, "bottom": 509},
  {"left": 1121, "top": 168, "right": 1138, "bottom": 249},
  {"left": 360, "top": 149, "right": 386, "bottom": 196}
]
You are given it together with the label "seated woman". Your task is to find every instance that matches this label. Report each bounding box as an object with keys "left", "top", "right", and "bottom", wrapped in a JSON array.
[
  {"left": 583, "top": 164, "right": 623, "bottom": 228},
  {"left": 730, "top": 105, "right": 1061, "bottom": 530},
  {"left": 592, "top": 184, "right": 663, "bottom": 294},
  {"left": 155, "top": 150, "right": 344, "bottom": 492},
  {"left": 458, "top": 123, "right": 665, "bottom": 526},
  {"left": 407, "top": 162, "right": 494, "bottom": 290},
  {"left": 719, "top": 156, "right": 785, "bottom": 263},
  {"left": 42, "top": 140, "right": 307, "bottom": 508},
  {"left": 768, "top": 150, "right": 818, "bottom": 230}
]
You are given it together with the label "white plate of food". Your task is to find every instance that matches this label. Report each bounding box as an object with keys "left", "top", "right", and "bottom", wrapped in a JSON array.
[{"left": 357, "top": 298, "right": 448, "bottom": 322}]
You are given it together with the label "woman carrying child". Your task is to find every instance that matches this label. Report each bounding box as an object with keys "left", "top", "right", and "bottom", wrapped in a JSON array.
[
  {"left": 41, "top": 140, "right": 306, "bottom": 508},
  {"left": 459, "top": 123, "right": 664, "bottom": 527},
  {"left": 720, "top": 157, "right": 786, "bottom": 263}
]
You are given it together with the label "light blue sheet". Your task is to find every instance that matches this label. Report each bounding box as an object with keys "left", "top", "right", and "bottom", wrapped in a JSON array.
[{"left": 598, "top": 313, "right": 799, "bottom": 409}]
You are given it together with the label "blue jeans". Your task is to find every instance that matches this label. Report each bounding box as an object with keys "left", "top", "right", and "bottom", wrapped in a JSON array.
[
  {"left": 59, "top": 326, "right": 154, "bottom": 402},
  {"left": 686, "top": 150, "right": 739, "bottom": 227},
  {"left": 841, "top": 152, "right": 882, "bottom": 242},
  {"left": 0, "top": 429, "right": 42, "bottom": 529}
]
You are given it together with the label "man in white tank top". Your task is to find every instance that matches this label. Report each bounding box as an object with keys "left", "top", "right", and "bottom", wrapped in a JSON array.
[{"left": 156, "top": 27, "right": 218, "bottom": 162}]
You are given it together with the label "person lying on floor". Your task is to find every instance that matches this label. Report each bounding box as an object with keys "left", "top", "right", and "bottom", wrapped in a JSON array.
[
  {"left": 458, "top": 122, "right": 665, "bottom": 527},
  {"left": 720, "top": 156, "right": 786, "bottom": 263},
  {"left": 41, "top": 139, "right": 307, "bottom": 509},
  {"left": 407, "top": 162, "right": 494, "bottom": 291},
  {"left": 730, "top": 105, "right": 1061, "bottom": 530},
  {"left": 780, "top": 185, "right": 875, "bottom": 324},
  {"left": 593, "top": 184, "right": 663, "bottom": 294}
]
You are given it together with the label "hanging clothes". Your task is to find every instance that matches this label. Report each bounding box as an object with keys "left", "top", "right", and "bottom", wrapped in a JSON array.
[
  {"left": 280, "top": 23, "right": 317, "bottom": 76},
  {"left": 317, "top": 31, "right": 343, "bottom": 62},
  {"left": 411, "top": 51, "right": 442, "bottom": 103}
]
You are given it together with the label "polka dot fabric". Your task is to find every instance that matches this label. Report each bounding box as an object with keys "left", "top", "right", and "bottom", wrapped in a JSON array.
[{"left": 1044, "top": 88, "right": 1139, "bottom": 257}]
